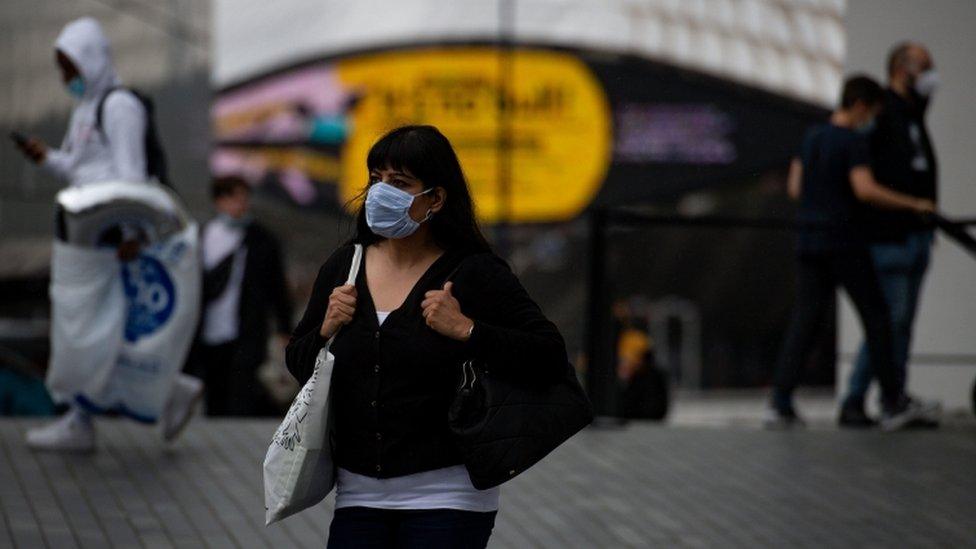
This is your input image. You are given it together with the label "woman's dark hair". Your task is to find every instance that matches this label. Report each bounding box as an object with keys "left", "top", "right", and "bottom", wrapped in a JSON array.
[{"left": 350, "top": 125, "right": 492, "bottom": 253}]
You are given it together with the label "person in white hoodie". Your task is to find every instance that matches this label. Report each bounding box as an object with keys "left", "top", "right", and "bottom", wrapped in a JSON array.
[
  {"left": 18, "top": 17, "right": 146, "bottom": 187},
  {"left": 14, "top": 17, "right": 203, "bottom": 452}
]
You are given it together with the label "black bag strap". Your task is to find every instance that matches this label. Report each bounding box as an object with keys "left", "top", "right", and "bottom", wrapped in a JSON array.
[
  {"left": 95, "top": 86, "right": 173, "bottom": 189},
  {"left": 440, "top": 249, "right": 478, "bottom": 286},
  {"left": 95, "top": 86, "right": 133, "bottom": 134},
  {"left": 442, "top": 263, "right": 463, "bottom": 286},
  {"left": 202, "top": 252, "right": 237, "bottom": 303}
]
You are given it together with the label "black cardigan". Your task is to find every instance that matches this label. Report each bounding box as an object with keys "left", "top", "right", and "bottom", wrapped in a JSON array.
[{"left": 285, "top": 244, "right": 568, "bottom": 479}]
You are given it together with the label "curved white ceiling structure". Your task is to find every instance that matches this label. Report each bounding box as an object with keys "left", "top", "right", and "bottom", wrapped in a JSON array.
[{"left": 215, "top": 0, "right": 846, "bottom": 107}]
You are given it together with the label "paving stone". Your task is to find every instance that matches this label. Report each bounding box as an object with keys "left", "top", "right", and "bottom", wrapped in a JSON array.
[{"left": 1, "top": 416, "right": 973, "bottom": 548}]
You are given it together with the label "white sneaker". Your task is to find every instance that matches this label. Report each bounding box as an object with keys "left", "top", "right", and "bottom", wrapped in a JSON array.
[
  {"left": 912, "top": 396, "right": 942, "bottom": 423},
  {"left": 26, "top": 407, "right": 95, "bottom": 452},
  {"left": 161, "top": 374, "right": 204, "bottom": 442},
  {"left": 881, "top": 397, "right": 934, "bottom": 432}
]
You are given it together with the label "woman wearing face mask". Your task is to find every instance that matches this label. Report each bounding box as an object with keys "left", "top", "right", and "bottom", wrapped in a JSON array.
[{"left": 285, "top": 125, "right": 569, "bottom": 548}]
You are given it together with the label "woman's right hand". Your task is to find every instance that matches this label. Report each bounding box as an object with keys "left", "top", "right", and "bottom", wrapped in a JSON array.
[{"left": 320, "top": 284, "right": 357, "bottom": 338}]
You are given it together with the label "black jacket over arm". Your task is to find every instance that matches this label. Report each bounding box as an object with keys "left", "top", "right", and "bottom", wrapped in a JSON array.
[{"left": 285, "top": 244, "right": 568, "bottom": 478}]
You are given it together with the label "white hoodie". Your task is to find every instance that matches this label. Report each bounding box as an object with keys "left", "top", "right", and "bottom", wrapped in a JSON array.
[{"left": 43, "top": 17, "right": 147, "bottom": 187}]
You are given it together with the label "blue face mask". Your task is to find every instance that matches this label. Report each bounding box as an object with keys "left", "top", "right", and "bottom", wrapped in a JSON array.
[
  {"left": 217, "top": 212, "right": 252, "bottom": 229},
  {"left": 365, "top": 181, "right": 433, "bottom": 239},
  {"left": 66, "top": 76, "right": 86, "bottom": 99},
  {"left": 856, "top": 117, "right": 876, "bottom": 135}
]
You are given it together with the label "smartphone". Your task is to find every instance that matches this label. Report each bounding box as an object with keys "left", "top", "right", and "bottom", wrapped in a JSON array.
[{"left": 9, "top": 131, "right": 28, "bottom": 147}]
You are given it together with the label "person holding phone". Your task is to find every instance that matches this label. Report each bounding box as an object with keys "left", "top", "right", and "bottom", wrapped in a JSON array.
[
  {"left": 13, "top": 18, "right": 148, "bottom": 188},
  {"left": 13, "top": 17, "right": 201, "bottom": 452}
]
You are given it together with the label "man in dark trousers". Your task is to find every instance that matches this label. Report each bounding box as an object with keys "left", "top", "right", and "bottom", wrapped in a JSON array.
[
  {"left": 189, "top": 176, "right": 293, "bottom": 416},
  {"left": 843, "top": 42, "right": 943, "bottom": 427},
  {"left": 767, "top": 75, "right": 935, "bottom": 431}
]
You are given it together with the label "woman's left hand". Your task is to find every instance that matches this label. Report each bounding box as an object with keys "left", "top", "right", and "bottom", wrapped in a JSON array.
[{"left": 422, "top": 282, "right": 474, "bottom": 341}]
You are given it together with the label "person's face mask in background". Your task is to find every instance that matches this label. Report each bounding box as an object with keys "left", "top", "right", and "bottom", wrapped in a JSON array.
[
  {"left": 55, "top": 50, "right": 84, "bottom": 99},
  {"left": 217, "top": 212, "right": 252, "bottom": 229},
  {"left": 903, "top": 47, "right": 938, "bottom": 103},
  {"left": 66, "top": 76, "right": 85, "bottom": 99},
  {"left": 214, "top": 187, "right": 252, "bottom": 223},
  {"left": 913, "top": 69, "right": 940, "bottom": 98},
  {"left": 856, "top": 117, "right": 877, "bottom": 135},
  {"left": 851, "top": 103, "right": 879, "bottom": 135},
  {"left": 365, "top": 181, "right": 433, "bottom": 239}
]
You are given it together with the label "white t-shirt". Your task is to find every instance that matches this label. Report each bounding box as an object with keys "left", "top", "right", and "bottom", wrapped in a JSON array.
[
  {"left": 201, "top": 217, "right": 247, "bottom": 345},
  {"left": 333, "top": 310, "right": 500, "bottom": 512}
]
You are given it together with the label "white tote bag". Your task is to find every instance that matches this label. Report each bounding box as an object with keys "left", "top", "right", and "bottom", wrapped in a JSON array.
[
  {"left": 264, "top": 244, "right": 363, "bottom": 525},
  {"left": 47, "top": 181, "right": 201, "bottom": 422}
]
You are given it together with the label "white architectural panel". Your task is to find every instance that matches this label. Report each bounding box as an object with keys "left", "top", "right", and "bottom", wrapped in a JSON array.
[{"left": 215, "top": 0, "right": 846, "bottom": 106}]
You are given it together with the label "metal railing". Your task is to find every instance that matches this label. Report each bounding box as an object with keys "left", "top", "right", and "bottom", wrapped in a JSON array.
[{"left": 583, "top": 208, "right": 976, "bottom": 417}]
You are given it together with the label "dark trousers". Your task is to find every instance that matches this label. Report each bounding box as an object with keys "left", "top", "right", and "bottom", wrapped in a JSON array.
[
  {"left": 774, "top": 250, "right": 901, "bottom": 409},
  {"left": 190, "top": 341, "right": 274, "bottom": 417},
  {"left": 327, "top": 507, "right": 496, "bottom": 549}
]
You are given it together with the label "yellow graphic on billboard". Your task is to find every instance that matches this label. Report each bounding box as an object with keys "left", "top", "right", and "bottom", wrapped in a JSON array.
[{"left": 336, "top": 47, "right": 612, "bottom": 223}]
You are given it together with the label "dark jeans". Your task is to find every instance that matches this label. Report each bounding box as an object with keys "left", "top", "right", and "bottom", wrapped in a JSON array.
[
  {"left": 847, "top": 231, "right": 933, "bottom": 405},
  {"left": 327, "top": 507, "right": 496, "bottom": 549},
  {"left": 773, "top": 250, "right": 901, "bottom": 409}
]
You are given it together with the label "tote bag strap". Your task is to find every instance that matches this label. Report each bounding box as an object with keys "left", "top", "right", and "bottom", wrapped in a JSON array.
[
  {"left": 325, "top": 243, "right": 364, "bottom": 348},
  {"left": 345, "top": 243, "right": 364, "bottom": 286}
]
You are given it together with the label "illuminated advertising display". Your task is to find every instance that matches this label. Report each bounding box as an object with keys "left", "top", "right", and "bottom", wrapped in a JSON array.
[{"left": 213, "top": 45, "right": 823, "bottom": 223}]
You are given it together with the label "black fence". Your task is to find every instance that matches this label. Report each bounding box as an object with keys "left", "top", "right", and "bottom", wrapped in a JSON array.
[{"left": 583, "top": 209, "right": 976, "bottom": 417}]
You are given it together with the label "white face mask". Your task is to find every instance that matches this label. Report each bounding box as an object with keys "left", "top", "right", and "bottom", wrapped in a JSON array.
[
  {"left": 365, "top": 181, "right": 433, "bottom": 239},
  {"left": 914, "top": 69, "right": 940, "bottom": 97}
]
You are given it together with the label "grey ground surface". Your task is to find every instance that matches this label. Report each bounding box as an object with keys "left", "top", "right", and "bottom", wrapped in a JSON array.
[{"left": 1, "top": 400, "right": 974, "bottom": 548}]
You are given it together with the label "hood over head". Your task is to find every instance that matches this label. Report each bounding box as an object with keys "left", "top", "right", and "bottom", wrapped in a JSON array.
[{"left": 55, "top": 17, "right": 119, "bottom": 100}]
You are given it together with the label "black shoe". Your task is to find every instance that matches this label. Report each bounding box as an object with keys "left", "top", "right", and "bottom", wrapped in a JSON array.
[
  {"left": 903, "top": 416, "right": 940, "bottom": 429},
  {"left": 763, "top": 406, "right": 806, "bottom": 430},
  {"left": 838, "top": 405, "right": 877, "bottom": 428}
]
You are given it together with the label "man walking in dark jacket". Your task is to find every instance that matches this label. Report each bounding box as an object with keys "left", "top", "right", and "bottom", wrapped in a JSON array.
[
  {"left": 841, "top": 42, "right": 942, "bottom": 427},
  {"left": 189, "top": 176, "right": 293, "bottom": 416}
]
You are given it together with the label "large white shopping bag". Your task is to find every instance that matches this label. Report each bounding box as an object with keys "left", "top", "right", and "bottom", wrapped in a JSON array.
[
  {"left": 46, "top": 181, "right": 200, "bottom": 422},
  {"left": 47, "top": 242, "right": 126, "bottom": 403},
  {"left": 264, "top": 244, "right": 362, "bottom": 525}
]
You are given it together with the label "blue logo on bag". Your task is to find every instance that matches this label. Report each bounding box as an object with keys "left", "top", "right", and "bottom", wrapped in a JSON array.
[{"left": 121, "top": 255, "right": 176, "bottom": 342}]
